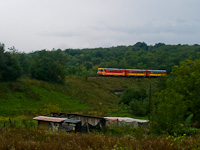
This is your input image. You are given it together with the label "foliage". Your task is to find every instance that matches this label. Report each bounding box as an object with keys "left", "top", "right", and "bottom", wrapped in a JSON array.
[
  {"left": 31, "top": 57, "right": 66, "bottom": 83},
  {"left": 169, "top": 59, "right": 200, "bottom": 121},
  {"left": 130, "top": 98, "right": 148, "bottom": 116},
  {"left": 151, "top": 59, "right": 200, "bottom": 134},
  {"left": 151, "top": 89, "right": 186, "bottom": 134},
  {"left": 2, "top": 42, "right": 200, "bottom": 81},
  {"left": 0, "top": 43, "right": 22, "bottom": 81},
  {"left": 120, "top": 88, "right": 147, "bottom": 105},
  {"left": 120, "top": 87, "right": 148, "bottom": 116}
]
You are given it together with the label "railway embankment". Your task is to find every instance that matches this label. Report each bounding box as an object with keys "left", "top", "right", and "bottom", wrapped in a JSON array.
[{"left": 0, "top": 76, "right": 160, "bottom": 116}]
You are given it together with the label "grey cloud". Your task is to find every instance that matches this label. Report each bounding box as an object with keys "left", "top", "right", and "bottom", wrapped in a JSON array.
[
  {"left": 0, "top": 0, "right": 200, "bottom": 52},
  {"left": 39, "top": 31, "right": 83, "bottom": 38}
]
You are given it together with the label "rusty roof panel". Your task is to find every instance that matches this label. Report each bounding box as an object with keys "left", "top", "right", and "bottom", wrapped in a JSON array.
[{"left": 33, "top": 116, "right": 68, "bottom": 123}]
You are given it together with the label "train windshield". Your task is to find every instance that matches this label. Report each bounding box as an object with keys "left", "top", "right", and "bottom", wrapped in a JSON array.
[{"left": 98, "top": 69, "right": 103, "bottom": 72}]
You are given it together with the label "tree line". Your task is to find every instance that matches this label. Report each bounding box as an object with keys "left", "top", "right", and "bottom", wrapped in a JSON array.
[{"left": 1, "top": 42, "right": 200, "bottom": 83}]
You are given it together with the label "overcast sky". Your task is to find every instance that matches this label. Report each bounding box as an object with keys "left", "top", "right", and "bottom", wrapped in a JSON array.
[{"left": 0, "top": 0, "right": 200, "bottom": 53}]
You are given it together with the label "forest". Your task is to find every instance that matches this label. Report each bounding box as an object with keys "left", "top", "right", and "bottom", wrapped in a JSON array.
[
  {"left": 1, "top": 42, "right": 200, "bottom": 82},
  {"left": 1, "top": 42, "right": 200, "bottom": 149}
]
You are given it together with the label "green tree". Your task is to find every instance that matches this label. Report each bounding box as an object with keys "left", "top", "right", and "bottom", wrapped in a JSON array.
[
  {"left": 0, "top": 43, "right": 22, "bottom": 81},
  {"left": 84, "top": 61, "right": 93, "bottom": 70},
  {"left": 31, "top": 57, "right": 66, "bottom": 83},
  {"left": 169, "top": 59, "right": 200, "bottom": 121},
  {"left": 0, "top": 43, "right": 5, "bottom": 79},
  {"left": 151, "top": 59, "right": 200, "bottom": 133},
  {"left": 151, "top": 89, "right": 186, "bottom": 134}
]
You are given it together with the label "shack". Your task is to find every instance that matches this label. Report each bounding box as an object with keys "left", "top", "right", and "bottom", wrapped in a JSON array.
[
  {"left": 104, "top": 117, "right": 149, "bottom": 128},
  {"left": 33, "top": 116, "right": 81, "bottom": 132},
  {"left": 51, "top": 113, "right": 106, "bottom": 132}
]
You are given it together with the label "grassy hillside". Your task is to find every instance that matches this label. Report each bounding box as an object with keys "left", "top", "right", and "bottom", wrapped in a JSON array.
[{"left": 0, "top": 76, "right": 159, "bottom": 117}]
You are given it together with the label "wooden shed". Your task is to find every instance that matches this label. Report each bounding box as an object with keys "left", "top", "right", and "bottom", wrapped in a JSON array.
[
  {"left": 51, "top": 113, "right": 106, "bottom": 132},
  {"left": 33, "top": 116, "right": 68, "bottom": 131}
]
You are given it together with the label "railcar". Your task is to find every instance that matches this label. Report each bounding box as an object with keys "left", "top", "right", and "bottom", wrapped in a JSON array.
[
  {"left": 97, "top": 68, "right": 126, "bottom": 76},
  {"left": 97, "top": 68, "right": 167, "bottom": 77},
  {"left": 146, "top": 70, "right": 167, "bottom": 77}
]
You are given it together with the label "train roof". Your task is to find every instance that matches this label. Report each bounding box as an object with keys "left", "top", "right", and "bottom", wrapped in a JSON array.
[
  {"left": 99, "top": 68, "right": 125, "bottom": 70},
  {"left": 147, "top": 70, "right": 166, "bottom": 72},
  {"left": 126, "top": 69, "right": 146, "bottom": 71},
  {"left": 98, "top": 68, "right": 167, "bottom": 72}
]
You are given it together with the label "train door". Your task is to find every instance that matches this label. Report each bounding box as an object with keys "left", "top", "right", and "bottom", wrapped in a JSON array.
[
  {"left": 146, "top": 70, "right": 150, "bottom": 77},
  {"left": 145, "top": 70, "right": 147, "bottom": 77},
  {"left": 123, "top": 70, "right": 126, "bottom": 76}
]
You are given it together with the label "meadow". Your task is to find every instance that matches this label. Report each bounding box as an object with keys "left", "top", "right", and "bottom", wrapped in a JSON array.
[
  {"left": 1, "top": 128, "right": 200, "bottom": 150},
  {"left": 0, "top": 76, "right": 158, "bottom": 117}
]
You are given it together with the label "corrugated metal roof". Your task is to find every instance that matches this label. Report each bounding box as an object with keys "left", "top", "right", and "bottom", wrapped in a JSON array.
[
  {"left": 67, "top": 114, "right": 105, "bottom": 119},
  {"left": 64, "top": 119, "right": 81, "bottom": 124},
  {"left": 33, "top": 116, "right": 68, "bottom": 123}
]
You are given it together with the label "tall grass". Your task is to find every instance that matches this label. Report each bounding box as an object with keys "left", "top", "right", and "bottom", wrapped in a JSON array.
[
  {"left": 0, "top": 128, "right": 200, "bottom": 150},
  {"left": 0, "top": 116, "right": 37, "bottom": 128}
]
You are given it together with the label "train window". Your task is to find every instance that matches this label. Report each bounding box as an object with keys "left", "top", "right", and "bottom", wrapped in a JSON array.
[{"left": 98, "top": 69, "right": 102, "bottom": 72}]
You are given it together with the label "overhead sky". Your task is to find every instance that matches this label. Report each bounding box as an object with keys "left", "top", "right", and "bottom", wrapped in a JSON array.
[{"left": 0, "top": 0, "right": 200, "bottom": 53}]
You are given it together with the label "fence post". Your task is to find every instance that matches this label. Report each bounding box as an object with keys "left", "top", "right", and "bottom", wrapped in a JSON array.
[{"left": 9, "top": 118, "right": 12, "bottom": 128}]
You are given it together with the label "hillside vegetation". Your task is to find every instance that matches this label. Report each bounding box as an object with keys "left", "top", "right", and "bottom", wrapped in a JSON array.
[
  {"left": 0, "top": 76, "right": 158, "bottom": 117},
  {"left": 1, "top": 42, "right": 200, "bottom": 136}
]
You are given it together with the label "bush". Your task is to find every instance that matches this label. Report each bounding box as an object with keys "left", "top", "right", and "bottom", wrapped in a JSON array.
[{"left": 130, "top": 98, "right": 148, "bottom": 116}]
